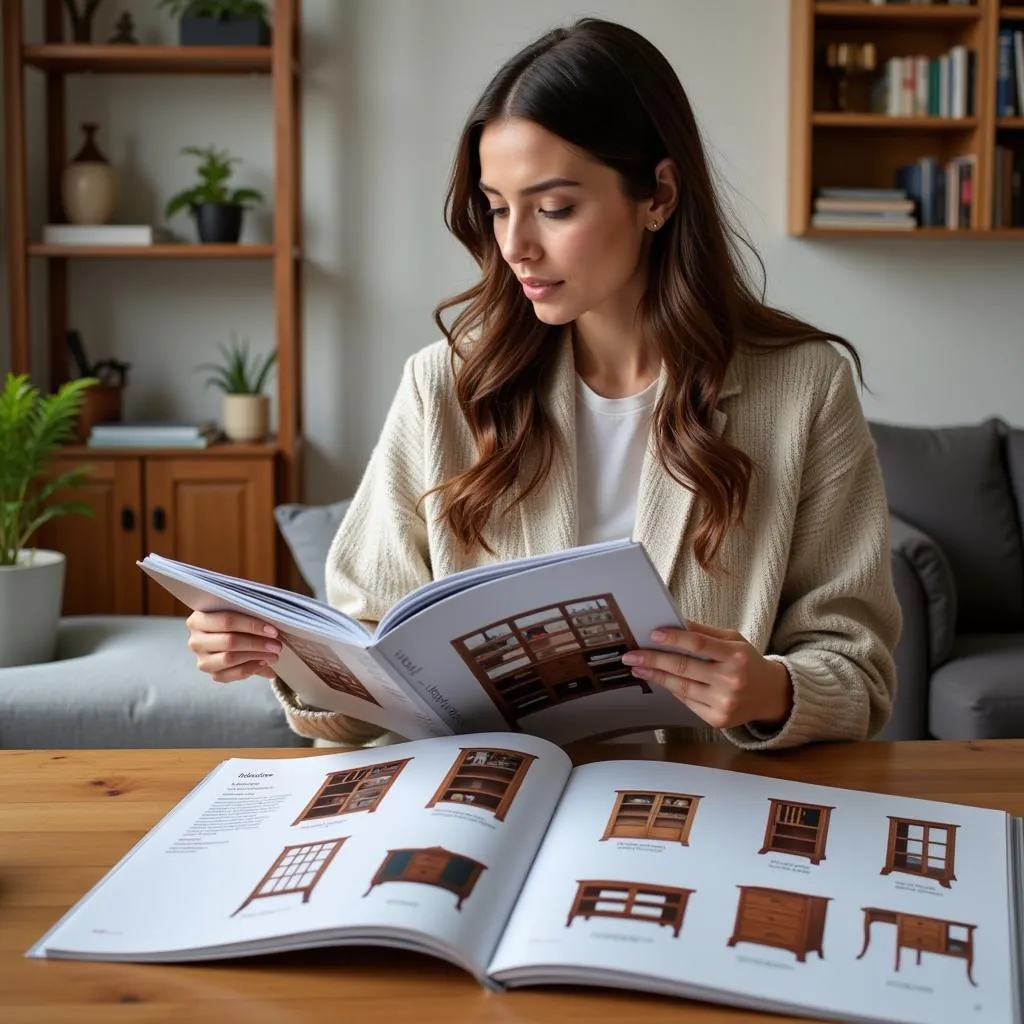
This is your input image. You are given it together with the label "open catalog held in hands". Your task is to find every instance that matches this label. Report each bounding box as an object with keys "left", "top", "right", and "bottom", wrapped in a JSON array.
[
  {"left": 139, "top": 539, "right": 706, "bottom": 744},
  {"left": 29, "top": 731, "right": 1024, "bottom": 1024}
]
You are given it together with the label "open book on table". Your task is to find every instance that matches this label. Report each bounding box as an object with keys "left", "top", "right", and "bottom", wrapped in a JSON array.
[
  {"left": 139, "top": 538, "right": 704, "bottom": 744},
  {"left": 29, "top": 732, "right": 1024, "bottom": 1024}
]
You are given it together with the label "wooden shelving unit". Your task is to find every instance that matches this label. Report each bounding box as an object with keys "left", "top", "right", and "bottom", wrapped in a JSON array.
[
  {"left": 566, "top": 880, "right": 695, "bottom": 938},
  {"left": 292, "top": 759, "right": 411, "bottom": 824},
  {"left": 759, "top": 798, "right": 834, "bottom": 864},
  {"left": 1, "top": 0, "right": 305, "bottom": 608},
  {"left": 879, "top": 815, "right": 959, "bottom": 887},
  {"left": 426, "top": 748, "right": 536, "bottom": 821},
  {"left": 600, "top": 790, "right": 702, "bottom": 845},
  {"left": 790, "top": 0, "right": 1024, "bottom": 237}
]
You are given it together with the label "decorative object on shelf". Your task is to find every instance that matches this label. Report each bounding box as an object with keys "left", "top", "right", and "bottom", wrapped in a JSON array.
[
  {"left": 820, "top": 41, "right": 876, "bottom": 112},
  {"left": 157, "top": 0, "right": 271, "bottom": 46},
  {"left": 164, "top": 145, "right": 264, "bottom": 244},
  {"left": 65, "top": 330, "right": 129, "bottom": 441},
  {"left": 108, "top": 11, "right": 138, "bottom": 44},
  {"left": 62, "top": 123, "right": 117, "bottom": 226},
  {"left": 62, "top": 0, "right": 105, "bottom": 43},
  {"left": 197, "top": 332, "right": 276, "bottom": 442},
  {"left": 0, "top": 373, "right": 96, "bottom": 667}
]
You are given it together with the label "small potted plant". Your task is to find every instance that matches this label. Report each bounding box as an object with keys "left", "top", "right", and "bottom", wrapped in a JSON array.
[
  {"left": 198, "top": 333, "right": 276, "bottom": 442},
  {"left": 164, "top": 145, "right": 264, "bottom": 244},
  {"left": 157, "top": 0, "right": 271, "bottom": 46},
  {"left": 0, "top": 373, "right": 96, "bottom": 667}
]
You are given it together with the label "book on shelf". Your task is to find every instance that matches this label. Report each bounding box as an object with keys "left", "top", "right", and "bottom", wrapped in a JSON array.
[
  {"left": 40, "top": 224, "right": 175, "bottom": 246},
  {"left": 27, "top": 730, "right": 1024, "bottom": 1024},
  {"left": 87, "top": 420, "right": 219, "bottom": 448},
  {"left": 138, "top": 539, "right": 705, "bottom": 745}
]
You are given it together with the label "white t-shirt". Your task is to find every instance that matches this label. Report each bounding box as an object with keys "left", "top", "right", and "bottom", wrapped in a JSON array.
[{"left": 575, "top": 375, "right": 658, "bottom": 546}]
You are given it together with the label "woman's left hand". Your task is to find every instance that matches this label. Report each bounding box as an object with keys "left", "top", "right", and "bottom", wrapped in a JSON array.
[{"left": 621, "top": 622, "right": 793, "bottom": 731}]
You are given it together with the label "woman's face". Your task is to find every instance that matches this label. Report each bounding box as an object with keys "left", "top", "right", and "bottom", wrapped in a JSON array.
[{"left": 478, "top": 117, "right": 650, "bottom": 326}]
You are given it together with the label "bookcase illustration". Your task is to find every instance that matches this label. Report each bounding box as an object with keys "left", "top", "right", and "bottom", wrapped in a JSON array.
[
  {"left": 759, "top": 798, "right": 834, "bottom": 864},
  {"left": 451, "top": 594, "right": 647, "bottom": 727},
  {"left": 566, "top": 880, "right": 695, "bottom": 938},
  {"left": 231, "top": 838, "right": 346, "bottom": 916},
  {"left": 879, "top": 816, "right": 958, "bottom": 888},
  {"left": 291, "top": 758, "right": 411, "bottom": 824},
  {"left": 280, "top": 631, "right": 380, "bottom": 705},
  {"left": 727, "top": 886, "right": 830, "bottom": 962},
  {"left": 856, "top": 907, "right": 977, "bottom": 986},
  {"left": 363, "top": 846, "right": 486, "bottom": 909},
  {"left": 600, "top": 790, "right": 702, "bottom": 845},
  {"left": 426, "top": 748, "right": 536, "bottom": 821}
]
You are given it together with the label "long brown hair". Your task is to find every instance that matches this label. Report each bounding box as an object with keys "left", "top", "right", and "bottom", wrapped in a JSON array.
[{"left": 432, "top": 18, "right": 860, "bottom": 570}]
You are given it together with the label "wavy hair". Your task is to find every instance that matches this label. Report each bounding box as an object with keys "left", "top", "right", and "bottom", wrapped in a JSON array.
[{"left": 431, "top": 18, "right": 860, "bottom": 570}]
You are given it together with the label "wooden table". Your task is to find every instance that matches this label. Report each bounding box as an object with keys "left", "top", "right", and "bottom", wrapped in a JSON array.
[{"left": 2, "top": 738, "right": 1022, "bottom": 1023}]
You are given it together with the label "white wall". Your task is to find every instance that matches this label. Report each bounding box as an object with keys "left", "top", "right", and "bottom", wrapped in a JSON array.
[{"left": 8, "top": 0, "right": 1024, "bottom": 504}]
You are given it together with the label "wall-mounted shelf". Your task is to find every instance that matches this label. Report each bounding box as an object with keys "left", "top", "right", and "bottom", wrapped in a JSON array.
[
  {"left": 21, "top": 43, "right": 273, "bottom": 74},
  {"left": 28, "top": 243, "right": 277, "bottom": 259}
]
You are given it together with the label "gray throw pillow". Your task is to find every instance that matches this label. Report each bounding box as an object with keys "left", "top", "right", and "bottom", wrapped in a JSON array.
[{"left": 274, "top": 500, "right": 352, "bottom": 602}]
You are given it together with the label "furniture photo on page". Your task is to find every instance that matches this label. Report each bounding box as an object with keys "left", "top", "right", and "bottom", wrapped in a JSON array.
[
  {"left": 278, "top": 632, "right": 380, "bottom": 705},
  {"left": 363, "top": 847, "right": 486, "bottom": 910},
  {"left": 600, "top": 790, "right": 703, "bottom": 845},
  {"left": 232, "top": 838, "right": 346, "bottom": 917},
  {"left": 425, "top": 748, "right": 536, "bottom": 821},
  {"left": 727, "top": 886, "right": 831, "bottom": 962},
  {"left": 856, "top": 907, "right": 977, "bottom": 985},
  {"left": 759, "top": 798, "right": 834, "bottom": 864},
  {"left": 566, "top": 880, "right": 695, "bottom": 938},
  {"left": 880, "top": 816, "right": 958, "bottom": 887},
  {"left": 451, "top": 594, "right": 648, "bottom": 728},
  {"left": 291, "top": 759, "right": 411, "bottom": 824}
]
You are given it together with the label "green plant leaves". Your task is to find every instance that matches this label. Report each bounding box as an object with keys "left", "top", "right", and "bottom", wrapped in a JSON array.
[
  {"left": 163, "top": 145, "right": 263, "bottom": 220},
  {"left": 195, "top": 334, "right": 276, "bottom": 395}
]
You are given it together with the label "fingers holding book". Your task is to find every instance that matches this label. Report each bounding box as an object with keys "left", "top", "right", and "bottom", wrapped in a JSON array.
[{"left": 185, "top": 609, "right": 282, "bottom": 683}]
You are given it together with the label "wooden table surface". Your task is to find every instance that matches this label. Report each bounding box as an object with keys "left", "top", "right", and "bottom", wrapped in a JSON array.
[{"left": 2, "top": 738, "right": 1022, "bottom": 1024}]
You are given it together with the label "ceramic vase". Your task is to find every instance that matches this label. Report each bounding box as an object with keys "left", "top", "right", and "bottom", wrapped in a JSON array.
[{"left": 62, "top": 123, "right": 116, "bottom": 225}]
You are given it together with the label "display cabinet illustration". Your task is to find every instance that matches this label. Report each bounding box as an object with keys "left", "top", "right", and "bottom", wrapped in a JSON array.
[
  {"left": 279, "top": 631, "right": 380, "bottom": 705},
  {"left": 727, "top": 885, "right": 830, "bottom": 961},
  {"left": 856, "top": 907, "right": 977, "bottom": 986},
  {"left": 600, "top": 790, "right": 702, "bottom": 845},
  {"left": 363, "top": 846, "right": 486, "bottom": 909},
  {"left": 291, "top": 758, "right": 411, "bottom": 824},
  {"left": 759, "top": 798, "right": 834, "bottom": 864},
  {"left": 426, "top": 747, "right": 536, "bottom": 821},
  {"left": 451, "top": 594, "right": 646, "bottom": 728},
  {"left": 232, "top": 838, "right": 346, "bottom": 916},
  {"left": 879, "top": 816, "right": 958, "bottom": 888},
  {"left": 566, "top": 880, "right": 695, "bottom": 938}
]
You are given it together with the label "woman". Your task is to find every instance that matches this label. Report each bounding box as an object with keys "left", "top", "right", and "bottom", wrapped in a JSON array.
[{"left": 186, "top": 18, "right": 900, "bottom": 750}]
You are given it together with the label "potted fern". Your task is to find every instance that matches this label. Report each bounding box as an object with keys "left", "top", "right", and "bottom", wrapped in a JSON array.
[
  {"left": 198, "top": 334, "right": 276, "bottom": 442},
  {"left": 157, "top": 0, "right": 271, "bottom": 46},
  {"left": 0, "top": 373, "right": 96, "bottom": 667}
]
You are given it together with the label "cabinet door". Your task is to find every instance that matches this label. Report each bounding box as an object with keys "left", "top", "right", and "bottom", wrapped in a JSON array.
[
  {"left": 143, "top": 457, "right": 275, "bottom": 615},
  {"left": 35, "top": 457, "right": 144, "bottom": 614}
]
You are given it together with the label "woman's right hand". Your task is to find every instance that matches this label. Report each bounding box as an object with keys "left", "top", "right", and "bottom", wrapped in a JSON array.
[{"left": 186, "top": 610, "right": 282, "bottom": 683}]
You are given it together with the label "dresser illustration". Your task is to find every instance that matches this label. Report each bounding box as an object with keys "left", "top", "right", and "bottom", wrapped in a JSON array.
[
  {"left": 601, "top": 790, "right": 702, "bottom": 845},
  {"left": 232, "top": 838, "right": 346, "bottom": 916},
  {"left": 879, "top": 816, "right": 958, "bottom": 888},
  {"left": 363, "top": 846, "right": 486, "bottom": 909},
  {"left": 426, "top": 747, "right": 536, "bottom": 820},
  {"left": 291, "top": 758, "right": 411, "bottom": 824},
  {"left": 727, "top": 886, "right": 830, "bottom": 961},
  {"left": 451, "top": 594, "right": 647, "bottom": 728},
  {"left": 566, "top": 880, "right": 695, "bottom": 938},
  {"left": 759, "top": 798, "right": 833, "bottom": 864}
]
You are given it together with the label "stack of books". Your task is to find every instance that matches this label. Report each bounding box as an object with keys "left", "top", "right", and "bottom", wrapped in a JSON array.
[
  {"left": 87, "top": 421, "right": 219, "bottom": 449},
  {"left": 810, "top": 188, "right": 917, "bottom": 231}
]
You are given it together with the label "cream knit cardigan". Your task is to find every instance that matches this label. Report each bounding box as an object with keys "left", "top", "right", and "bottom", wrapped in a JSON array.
[{"left": 274, "top": 332, "right": 901, "bottom": 751}]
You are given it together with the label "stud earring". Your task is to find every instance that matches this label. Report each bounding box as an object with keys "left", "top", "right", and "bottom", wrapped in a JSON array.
[{"left": 648, "top": 220, "right": 661, "bottom": 231}]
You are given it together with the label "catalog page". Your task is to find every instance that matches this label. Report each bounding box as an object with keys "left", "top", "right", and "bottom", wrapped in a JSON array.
[
  {"left": 374, "top": 544, "right": 704, "bottom": 743},
  {"left": 488, "top": 759, "right": 1016, "bottom": 1024},
  {"left": 30, "top": 733, "right": 572, "bottom": 979}
]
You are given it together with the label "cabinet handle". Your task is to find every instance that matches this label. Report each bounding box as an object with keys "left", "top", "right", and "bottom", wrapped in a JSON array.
[
  {"left": 121, "top": 507, "right": 135, "bottom": 532},
  {"left": 152, "top": 507, "right": 167, "bottom": 532}
]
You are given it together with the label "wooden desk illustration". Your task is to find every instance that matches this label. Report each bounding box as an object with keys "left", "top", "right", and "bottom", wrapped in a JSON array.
[
  {"left": 363, "top": 846, "right": 486, "bottom": 909},
  {"left": 566, "top": 880, "right": 694, "bottom": 938},
  {"left": 856, "top": 907, "right": 977, "bottom": 985},
  {"left": 451, "top": 595, "right": 647, "bottom": 728},
  {"left": 426, "top": 747, "right": 536, "bottom": 821},
  {"left": 727, "top": 886, "right": 830, "bottom": 961}
]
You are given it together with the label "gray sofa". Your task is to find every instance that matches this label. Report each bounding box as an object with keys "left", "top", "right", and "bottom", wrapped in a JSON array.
[{"left": 873, "top": 418, "right": 1024, "bottom": 740}]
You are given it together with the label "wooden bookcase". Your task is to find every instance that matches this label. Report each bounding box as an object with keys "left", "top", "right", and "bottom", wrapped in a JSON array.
[
  {"left": 880, "top": 815, "right": 959, "bottom": 887},
  {"left": 600, "top": 790, "right": 702, "bottom": 845},
  {"left": 1, "top": 0, "right": 304, "bottom": 606},
  {"left": 759, "top": 798, "right": 834, "bottom": 864},
  {"left": 291, "top": 758, "right": 411, "bottom": 824},
  {"left": 566, "top": 880, "right": 695, "bottom": 938},
  {"left": 276, "top": 632, "right": 381, "bottom": 706},
  {"left": 790, "top": 0, "right": 1024, "bottom": 237},
  {"left": 425, "top": 747, "right": 536, "bottom": 821},
  {"left": 727, "top": 886, "right": 831, "bottom": 961},
  {"left": 363, "top": 846, "right": 486, "bottom": 910},
  {"left": 451, "top": 594, "right": 649, "bottom": 728},
  {"left": 232, "top": 838, "right": 345, "bottom": 916}
]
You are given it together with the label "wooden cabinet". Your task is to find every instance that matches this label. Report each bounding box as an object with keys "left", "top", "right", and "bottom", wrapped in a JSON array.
[
  {"left": 601, "top": 790, "right": 702, "bottom": 845},
  {"left": 232, "top": 838, "right": 346, "bottom": 917},
  {"left": 759, "top": 798, "right": 834, "bottom": 864},
  {"left": 857, "top": 907, "right": 977, "bottom": 985},
  {"left": 566, "top": 880, "right": 694, "bottom": 938},
  {"left": 727, "top": 886, "right": 830, "bottom": 962},
  {"left": 363, "top": 846, "right": 486, "bottom": 909},
  {"left": 426, "top": 748, "right": 536, "bottom": 821},
  {"left": 880, "top": 816, "right": 958, "bottom": 887},
  {"left": 37, "top": 450, "right": 276, "bottom": 615},
  {"left": 292, "top": 759, "right": 411, "bottom": 824}
]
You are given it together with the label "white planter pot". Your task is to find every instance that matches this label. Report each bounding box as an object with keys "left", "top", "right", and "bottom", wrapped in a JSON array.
[
  {"left": 0, "top": 550, "right": 66, "bottom": 667},
  {"left": 222, "top": 394, "right": 270, "bottom": 442}
]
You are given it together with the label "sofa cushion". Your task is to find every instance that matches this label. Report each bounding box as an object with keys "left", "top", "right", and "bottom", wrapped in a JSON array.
[
  {"left": 274, "top": 500, "right": 352, "bottom": 602},
  {"left": 928, "top": 633, "right": 1024, "bottom": 739},
  {"left": 870, "top": 419, "right": 1024, "bottom": 633}
]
